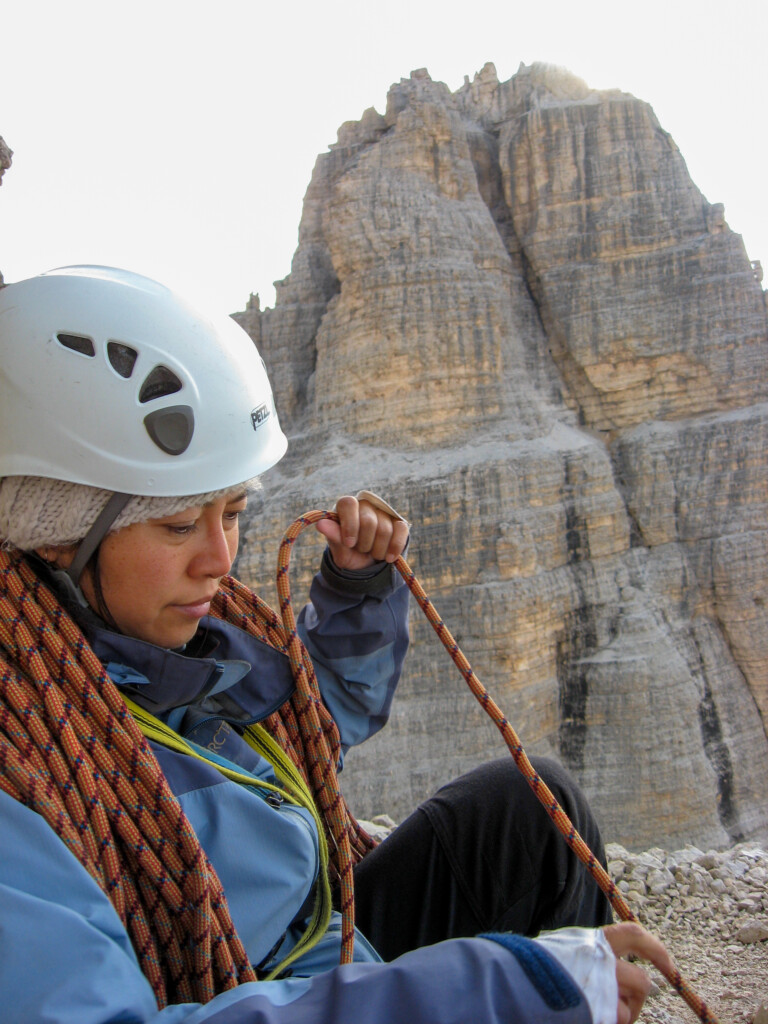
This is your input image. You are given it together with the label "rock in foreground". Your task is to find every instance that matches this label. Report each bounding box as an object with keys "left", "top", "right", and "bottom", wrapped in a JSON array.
[{"left": 605, "top": 841, "right": 768, "bottom": 1023}]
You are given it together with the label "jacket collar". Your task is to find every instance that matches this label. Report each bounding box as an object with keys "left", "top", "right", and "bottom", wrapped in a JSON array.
[
  {"left": 28, "top": 553, "right": 295, "bottom": 724},
  {"left": 89, "top": 615, "right": 296, "bottom": 724}
]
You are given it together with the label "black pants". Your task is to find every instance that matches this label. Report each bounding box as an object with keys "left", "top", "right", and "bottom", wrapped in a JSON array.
[{"left": 353, "top": 757, "right": 613, "bottom": 962}]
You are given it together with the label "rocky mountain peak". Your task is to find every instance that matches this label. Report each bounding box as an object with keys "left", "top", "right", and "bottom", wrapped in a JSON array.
[
  {"left": 0, "top": 137, "right": 12, "bottom": 186},
  {"left": 235, "top": 63, "right": 768, "bottom": 851}
]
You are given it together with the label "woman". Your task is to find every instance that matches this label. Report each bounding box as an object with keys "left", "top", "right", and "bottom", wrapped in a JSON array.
[{"left": 0, "top": 266, "right": 670, "bottom": 1023}]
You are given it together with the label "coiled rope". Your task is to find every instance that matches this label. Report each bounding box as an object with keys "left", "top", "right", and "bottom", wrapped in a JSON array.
[
  {"left": 0, "top": 505, "right": 718, "bottom": 1022},
  {"left": 212, "top": 570, "right": 374, "bottom": 965},
  {"left": 0, "top": 548, "right": 372, "bottom": 1008},
  {"left": 278, "top": 511, "right": 719, "bottom": 1024}
]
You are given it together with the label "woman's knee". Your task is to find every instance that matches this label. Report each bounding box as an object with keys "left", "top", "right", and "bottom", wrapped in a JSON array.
[
  {"left": 436, "top": 755, "right": 587, "bottom": 808},
  {"left": 430, "top": 756, "right": 603, "bottom": 849}
]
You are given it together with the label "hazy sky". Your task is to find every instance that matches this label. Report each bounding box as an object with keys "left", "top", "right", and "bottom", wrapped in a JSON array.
[{"left": 2, "top": 0, "right": 765, "bottom": 316}]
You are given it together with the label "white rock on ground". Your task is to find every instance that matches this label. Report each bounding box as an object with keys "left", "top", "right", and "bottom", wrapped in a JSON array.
[
  {"left": 604, "top": 841, "right": 768, "bottom": 1024},
  {"left": 358, "top": 824, "right": 768, "bottom": 1023}
]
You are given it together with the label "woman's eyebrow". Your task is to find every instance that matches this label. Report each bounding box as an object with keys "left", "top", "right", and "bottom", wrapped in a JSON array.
[{"left": 201, "top": 492, "right": 248, "bottom": 509}]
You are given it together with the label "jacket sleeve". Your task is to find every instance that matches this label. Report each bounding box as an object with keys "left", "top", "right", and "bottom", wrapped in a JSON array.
[
  {"left": 0, "top": 793, "right": 593, "bottom": 1024},
  {"left": 296, "top": 549, "right": 411, "bottom": 752}
]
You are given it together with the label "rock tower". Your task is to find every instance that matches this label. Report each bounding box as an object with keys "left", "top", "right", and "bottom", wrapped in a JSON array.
[{"left": 234, "top": 63, "right": 768, "bottom": 850}]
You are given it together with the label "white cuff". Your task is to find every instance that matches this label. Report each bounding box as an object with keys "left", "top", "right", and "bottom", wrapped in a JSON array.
[{"left": 532, "top": 928, "right": 618, "bottom": 1024}]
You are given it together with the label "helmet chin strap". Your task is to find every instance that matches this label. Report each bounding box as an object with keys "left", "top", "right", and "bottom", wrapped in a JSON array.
[{"left": 62, "top": 492, "right": 132, "bottom": 602}]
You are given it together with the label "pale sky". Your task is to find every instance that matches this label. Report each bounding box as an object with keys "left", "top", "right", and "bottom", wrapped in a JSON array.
[{"left": 2, "top": 0, "right": 766, "bottom": 317}]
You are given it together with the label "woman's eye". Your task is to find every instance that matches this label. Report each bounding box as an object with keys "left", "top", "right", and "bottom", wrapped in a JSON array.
[{"left": 167, "top": 523, "right": 196, "bottom": 536}]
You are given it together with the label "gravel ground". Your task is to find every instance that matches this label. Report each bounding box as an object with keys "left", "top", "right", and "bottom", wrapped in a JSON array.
[
  {"left": 361, "top": 818, "right": 768, "bottom": 1023},
  {"left": 604, "top": 841, "right": 768, "bottom": 1024}
]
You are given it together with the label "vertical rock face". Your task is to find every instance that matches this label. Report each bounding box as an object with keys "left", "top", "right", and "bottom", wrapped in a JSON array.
[
  {"left": 494, "top": 80, "right": 766, "bottom": 431},
  {"left": 234, "top": 63, "right": 768, "bottom": 851},
  {"left": 0, "top": 137, "right": 11, "bottom": 286},
  {"left": 0, "top": 137, "right": 11, "bottom": 186}
]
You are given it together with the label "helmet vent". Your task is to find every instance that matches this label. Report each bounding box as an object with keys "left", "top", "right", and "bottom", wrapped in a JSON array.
[
  {"left": 144, "top": 405, "right": 194, "bottom": 455},
  {"left": 107, "top": 341, "right": 138, "bottom": 378},
  {"left": 57, "top": 332, "right": 95, "bottom": 357},
  {"left": 139, "top": 365, "right": 183, "bottom": 403}
]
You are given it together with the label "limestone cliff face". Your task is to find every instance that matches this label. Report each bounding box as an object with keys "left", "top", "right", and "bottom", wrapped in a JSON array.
[
  {"left": 0, "top": 137, "right": 11, "bottom": 286},
  {"left": 234, "top": 63, "right": 768, "bottom": 851},
  {"left": 0, "top": 137, "right": 11, "bottom": 186}
]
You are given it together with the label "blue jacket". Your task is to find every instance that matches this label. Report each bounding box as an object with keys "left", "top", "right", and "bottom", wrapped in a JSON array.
[{"left": 0, "top": 553, "right": 592, "bottom": 1024}]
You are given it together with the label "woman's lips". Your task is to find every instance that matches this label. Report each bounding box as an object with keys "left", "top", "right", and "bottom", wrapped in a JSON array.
[{"left": 173, "top": 599, "right": 212, "bottom": 618}]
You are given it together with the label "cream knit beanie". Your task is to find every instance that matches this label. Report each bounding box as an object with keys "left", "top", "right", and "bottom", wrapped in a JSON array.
[{"left": 0, "top": 475, "right": 261, "bottom": 551}]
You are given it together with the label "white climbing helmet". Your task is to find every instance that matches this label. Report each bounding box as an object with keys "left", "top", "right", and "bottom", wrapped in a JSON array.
[{"left": 0, "top": 265, "right": 288, "bottom": 495}]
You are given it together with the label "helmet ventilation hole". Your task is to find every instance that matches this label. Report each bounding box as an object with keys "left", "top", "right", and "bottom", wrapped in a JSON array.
[
  {"left": 107, "top": 341, "right": 138, "bottom": 378},
  {"left": 144, "top": 405, "right": 194, "bottom": 455},
  {"left": 57, "top": 333, "right": 95, "bottom": 357},
  {"left": 139, "top": 365, "right": 183, "bottom": 403}
]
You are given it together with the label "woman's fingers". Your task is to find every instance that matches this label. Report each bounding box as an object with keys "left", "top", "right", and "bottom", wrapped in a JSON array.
[
  {"left": 614, "top": 958, "right": 652, "bottom": 1024},
  {"left": 604, "top": 923, "right": 675, "bottom": 1024},
  {"left": 316, "top": 496, "right": 409, "bottom": 569},
  {"left": 603, "top": 922, "right": 675, "bottom": 975},
  {"left": 334, "top": 495, "right": 360, "bottom": 549}
]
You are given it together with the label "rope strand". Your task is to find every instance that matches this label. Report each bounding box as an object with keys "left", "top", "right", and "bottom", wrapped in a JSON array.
[
  {"left": 0, "top": 506, "right": 719, "bottom": 1022},
  {"left": 0, "top": 548, "right": 373, "bottom": 1006},
  {"left": 275, "top": 510, "right": 719, "bottom": 1024}
]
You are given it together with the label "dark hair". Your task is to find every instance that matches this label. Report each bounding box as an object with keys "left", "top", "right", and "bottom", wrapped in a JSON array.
[{"left": 87, "top": 545, "right": 121, "bottom": 632}]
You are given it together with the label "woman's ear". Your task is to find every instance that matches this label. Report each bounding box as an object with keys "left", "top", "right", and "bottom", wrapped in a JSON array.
[{"left": 35, "top": 545, "right": 77, "bottom": 569}]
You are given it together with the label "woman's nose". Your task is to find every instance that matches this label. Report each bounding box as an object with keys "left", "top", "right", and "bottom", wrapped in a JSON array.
[{"left": 193, "top": 521, "right": 235, "bottom": 578}]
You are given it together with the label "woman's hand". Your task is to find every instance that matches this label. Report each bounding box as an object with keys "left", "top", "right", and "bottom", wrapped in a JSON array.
[
  {"left": 315, "top": 495, "right": 409, "bottom": 571},
  {"left": 603, "top": 923, "right": 675, "bottom": 1024}
]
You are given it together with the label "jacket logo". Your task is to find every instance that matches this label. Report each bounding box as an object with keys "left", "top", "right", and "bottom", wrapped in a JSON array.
[
  {"left": 207, "top": 721, "right": 232, "bottom": 753},
  {"left": 251, "top": 404, "right": 270, "bottom": 430}
]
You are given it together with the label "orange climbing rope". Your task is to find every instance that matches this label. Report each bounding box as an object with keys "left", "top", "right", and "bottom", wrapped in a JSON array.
[
  {"left": 214, "top": 571, "right": 370, "bottom": 964},
  {"left": 0, "top": 507, "right": 720, "bottom": 1020},
  {"left": 0, "top": 551, "right": 258, "bottom": 1007},
  {"left": 0, "top": 548, "right": 373, "bottom": 1007},
  {"left": 278, "top": 510, "right": 719, "bottom": 1024}
]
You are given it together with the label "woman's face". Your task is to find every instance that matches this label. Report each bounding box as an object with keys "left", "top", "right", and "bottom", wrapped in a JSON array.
[{"left": 57, "top": 492, "right": 247, "bottom": 648}]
